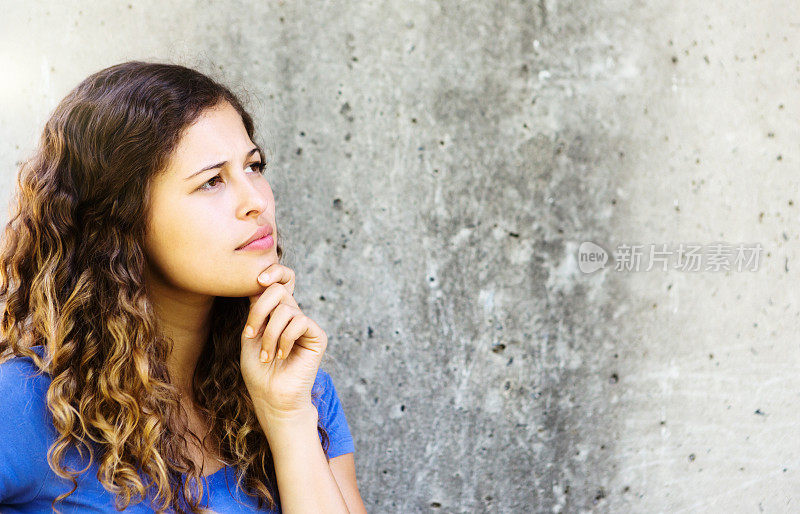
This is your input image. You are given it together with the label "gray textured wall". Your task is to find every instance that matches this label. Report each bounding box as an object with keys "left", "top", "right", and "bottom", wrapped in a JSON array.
[{"left": 1, "top": 1, "right": 798, "bottom": 512}]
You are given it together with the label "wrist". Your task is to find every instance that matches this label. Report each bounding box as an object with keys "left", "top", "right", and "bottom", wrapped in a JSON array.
[{"left": 256, "top": 402, "right": 318, "bottom": 435}]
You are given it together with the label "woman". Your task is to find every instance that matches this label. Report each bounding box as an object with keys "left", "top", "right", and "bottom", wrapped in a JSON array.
[{"left": 0, "top": 61, "right": 367, "bottom": 513}]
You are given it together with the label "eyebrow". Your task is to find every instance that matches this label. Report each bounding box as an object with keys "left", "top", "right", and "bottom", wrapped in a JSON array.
[{"left": 184, "top": 147, "right": 262, "bottom": 181}]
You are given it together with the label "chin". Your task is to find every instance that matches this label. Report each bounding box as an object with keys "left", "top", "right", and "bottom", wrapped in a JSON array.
[{"left": 206, "top": 281, "right": 269, "bottom": 299}]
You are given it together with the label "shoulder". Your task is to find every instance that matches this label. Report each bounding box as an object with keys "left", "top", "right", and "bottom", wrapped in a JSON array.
[
  {"left": 310, "top": 367, "right": 343, "bottom": 412},
  {"left": 312, "top": 367, "right": 333, "bottom": 395},
  {"left": 0, "top": 344, "right": 54, "bottom": 433},
  {"left": 0, "top": 346, "right": 52, "bottom": 416},
  {"left": 310, "top": 367, "right": 355, "bottom": 459},
  {"left": 0, "top": 346, "right": 56, "bottom": 503}
]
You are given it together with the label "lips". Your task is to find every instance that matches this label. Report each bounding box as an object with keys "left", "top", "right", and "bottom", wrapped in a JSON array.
[{"left": 237, "top": 224, "right": 273, "bottom": 250}]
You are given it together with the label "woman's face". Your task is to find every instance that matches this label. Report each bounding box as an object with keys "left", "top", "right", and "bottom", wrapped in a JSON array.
[{"left": 143, "top": 101, "right": 277, "bottom": 298}]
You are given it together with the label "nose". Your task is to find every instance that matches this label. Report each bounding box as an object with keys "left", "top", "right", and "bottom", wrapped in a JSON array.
[{"left": 235, "top": 175, "right": 270, "bottom": 219}]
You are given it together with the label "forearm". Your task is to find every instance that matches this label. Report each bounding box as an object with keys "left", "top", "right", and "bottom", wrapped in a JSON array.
[{"left": 258, "top": 404, "right": 349, "bottom": 513}]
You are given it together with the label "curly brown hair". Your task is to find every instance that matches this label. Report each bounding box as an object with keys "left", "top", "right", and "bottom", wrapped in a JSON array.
[{"left": 0, "top": 61, "right": 329, "bottom": 513}]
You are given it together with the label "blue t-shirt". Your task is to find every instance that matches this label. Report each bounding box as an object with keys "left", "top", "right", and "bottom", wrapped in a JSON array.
[{"left": 0, "top": 346, "right": 355, "bottom": 512}]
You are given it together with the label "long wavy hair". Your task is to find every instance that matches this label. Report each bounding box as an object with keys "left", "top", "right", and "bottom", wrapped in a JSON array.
[{"left": 0, "top": 61, "right": 329, "bottom": 513}]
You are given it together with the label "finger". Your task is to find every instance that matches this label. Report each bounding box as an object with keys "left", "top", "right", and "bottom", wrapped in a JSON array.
[
  {"left": 292, "top": 315, "right": 328, "bottom": 352},
  {"left": 277, "top": 314, "right": 309, "bottom": 360},
  {"left": 257, "top": 264, "right": 296, "bottom": 295},
  {"left": 242, "top": 283, "right": 296, "bottom": 340},
  {"left": 260, "top": 303, "right": 299, "bottom": 362},
  {"left": 244, "top": 283, "right": 283, "bottom": 339}
]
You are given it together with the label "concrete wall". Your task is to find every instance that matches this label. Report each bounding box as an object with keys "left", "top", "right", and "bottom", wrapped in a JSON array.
[{"left": 1, "top": 1, "right": 797, "bottom": 512}]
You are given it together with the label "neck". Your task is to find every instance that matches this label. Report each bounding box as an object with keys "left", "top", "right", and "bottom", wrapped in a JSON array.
[{"left": 145, "top": 272, "right": 215, "bottom": 398}]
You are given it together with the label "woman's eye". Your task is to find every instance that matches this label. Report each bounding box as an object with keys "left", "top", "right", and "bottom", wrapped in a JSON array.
[
  {"left": 198, "top": 175, "right": 223, "bottom": 191},
  {"left": 249, "top": 161, "right": 266, "bottom": 174},
  {"left": 197, "top": 162, "right": 266, "bottom": 191}
]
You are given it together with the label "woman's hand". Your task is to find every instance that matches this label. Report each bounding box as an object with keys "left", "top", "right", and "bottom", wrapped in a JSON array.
[{"left": 239, "top": 263, "right": 328, "bottom": 420}]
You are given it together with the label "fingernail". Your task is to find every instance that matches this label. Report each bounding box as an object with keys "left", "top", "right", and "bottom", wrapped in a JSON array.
[
  {"left": 260, "top": 350, "right": 268, "bottom": 363},
  {"left": 244, "top": 326, "right": 255, "bottom": 338},
  {"left": 277, "top": 349, "right": 283, "bottom": 360},
  {"left": 258, "top": 272, "right": 269, "bottom": 284}
]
